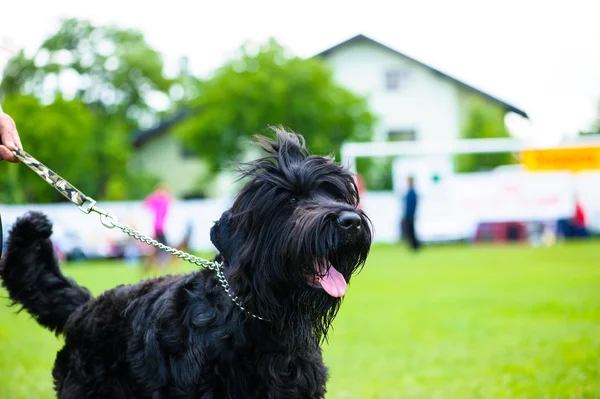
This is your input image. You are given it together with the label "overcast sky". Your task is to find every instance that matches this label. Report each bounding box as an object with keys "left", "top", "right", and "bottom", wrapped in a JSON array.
[{"left": 2, "top": 0, "right": 599, "bottom": 143}]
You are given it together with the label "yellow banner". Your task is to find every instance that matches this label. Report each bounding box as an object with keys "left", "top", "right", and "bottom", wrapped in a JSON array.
[{"left": 521, "top": 146, "right": 600, "bottom": 172}]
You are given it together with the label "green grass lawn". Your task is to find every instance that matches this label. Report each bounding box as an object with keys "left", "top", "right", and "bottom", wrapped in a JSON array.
[{"left": 1, "top": 242, "right": 599, "bottom": 398}]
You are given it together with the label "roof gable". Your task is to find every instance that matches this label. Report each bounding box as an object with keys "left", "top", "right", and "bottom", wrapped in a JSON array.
[
  {"left": 132, "top": 108, "right": 194, "bottom": 148},
  {"left": 314, "top": 34, "right": 528, "bottom": 119}
]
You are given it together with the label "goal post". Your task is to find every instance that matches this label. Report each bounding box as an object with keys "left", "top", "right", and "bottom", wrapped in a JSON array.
[{"left": 341, "top": 138, "right": 547, "bottom": 174}]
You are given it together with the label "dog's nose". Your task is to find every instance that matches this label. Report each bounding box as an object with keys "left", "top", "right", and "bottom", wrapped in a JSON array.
[{"left": 337, "top": 211, "right": 362, "bottom": 233}]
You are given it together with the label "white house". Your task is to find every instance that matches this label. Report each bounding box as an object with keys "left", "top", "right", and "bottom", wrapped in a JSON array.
[
  {"left": 131, "top": 34, "right": 528, "bottom": 199},
  {"left": 314, "top": 34, "right": 528, "bottom": 191}
]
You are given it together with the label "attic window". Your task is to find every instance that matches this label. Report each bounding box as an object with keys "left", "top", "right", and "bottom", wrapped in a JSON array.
[
  {"left": 180, "top": 146, "right": 196, "bottom": 159},
  {"left": 388, "top": 129, "right": 416, "bottom": 142},
  {"left": 385, "top": 69, "right": 410, "bottom": 91}
]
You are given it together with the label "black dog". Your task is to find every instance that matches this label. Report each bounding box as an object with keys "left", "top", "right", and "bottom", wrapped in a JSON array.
[{"left": 0, "top": 129, "right": 372, "bottom": 398}]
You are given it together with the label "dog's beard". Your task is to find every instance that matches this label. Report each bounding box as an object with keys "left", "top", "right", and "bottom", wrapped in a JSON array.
[
  {"left": 224, "top": 201, "right": 370, "bottom": 343},
  {"left": 297, "top": 252, "right": 369, "bottom": 343},
  {"left": 250, "top": 207, "right": 371, "bottom": 343}
]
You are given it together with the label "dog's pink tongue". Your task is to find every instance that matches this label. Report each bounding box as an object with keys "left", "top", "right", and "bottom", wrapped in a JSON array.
[{"left": 319, "top": 262, "right": 347, "bottom": 297}]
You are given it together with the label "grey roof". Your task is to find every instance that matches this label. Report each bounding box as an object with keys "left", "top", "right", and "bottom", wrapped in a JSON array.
[
  {"left": 314, "top": 34, "right": 528, "bottom": 119},
  {"left": 131, "top": 108, "right": 194, "bottom": 148}
]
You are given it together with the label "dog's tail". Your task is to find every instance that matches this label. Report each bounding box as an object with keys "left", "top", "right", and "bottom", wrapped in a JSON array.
[{"left": 0, "top": 212, "right": 92, "bottom": 335}]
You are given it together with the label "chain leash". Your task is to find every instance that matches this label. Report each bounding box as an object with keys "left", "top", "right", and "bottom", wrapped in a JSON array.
[{"left": 11, "top": 149, "right": 268, "bottom": 322}]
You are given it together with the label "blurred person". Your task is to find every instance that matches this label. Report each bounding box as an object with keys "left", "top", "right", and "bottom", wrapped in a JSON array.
[
  {"left": 401, "top": 176, "right": 421, "bottom": 251},
  {"left": 557, "top": 196, "right": 589, "bottom": 241},
  {"left": 572, "top": 199, "right": 588, "bottom": 238},
  {"left": 142, "top": 183, "right": 174, "bottom": 271}
]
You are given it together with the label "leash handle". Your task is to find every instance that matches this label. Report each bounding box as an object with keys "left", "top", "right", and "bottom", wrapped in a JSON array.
[{"left": 12, "top": 149, "right": 97, "bottom": 213}]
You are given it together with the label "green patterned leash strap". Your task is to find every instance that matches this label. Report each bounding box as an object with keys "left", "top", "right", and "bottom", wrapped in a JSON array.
[{"left": 12, "top": 149, "right": 97, "bottom": 213}]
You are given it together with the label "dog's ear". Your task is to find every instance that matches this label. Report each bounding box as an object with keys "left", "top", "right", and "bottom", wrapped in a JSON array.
[{"left": 210, "top": 210, "right": 232, "bottom": 259}]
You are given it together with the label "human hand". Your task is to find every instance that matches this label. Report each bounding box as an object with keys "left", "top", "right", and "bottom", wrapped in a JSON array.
[{"left": 0, "top": 111, "right": 22, "bottom": 162}]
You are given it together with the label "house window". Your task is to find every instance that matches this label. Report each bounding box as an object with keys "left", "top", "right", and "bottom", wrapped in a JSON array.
[
  {"left": 180, "top": 146, "right": 196, "bottom": 159},
  {"left": 388, "top": 129, "right": 416, "bottom": 142},
  {"left": 385, "top": 69, "right": 410, "bottom": 91}
]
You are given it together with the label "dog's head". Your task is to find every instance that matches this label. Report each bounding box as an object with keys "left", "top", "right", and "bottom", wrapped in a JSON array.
[{"left": 210, "top": 128, "right": 372, "bottom": 340}]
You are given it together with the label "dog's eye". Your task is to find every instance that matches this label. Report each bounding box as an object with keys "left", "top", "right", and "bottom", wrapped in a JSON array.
[{"left": 289, "top": 197, "right": 299, "bottom": 204}]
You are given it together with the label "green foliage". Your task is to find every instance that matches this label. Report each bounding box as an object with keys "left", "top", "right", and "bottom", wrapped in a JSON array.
[
  {"left": 1, "top": 18, "right": 173, "bottom": 123},
  {"left": 356, "top": 157, "right": 394, "bottom": 191},
  {"left": 0, "top": 95, "right": 97, "bottom": 203},
  {"left": 0, "top": 95, "right": 159, "bottom": 203},
  {"left": 1, "top": 242, "right": 600, "bottom": 398},
  {"left": 0, "top": 18, "right": 180, "bottom": 202},
  {"left": 173, "top": 39, "right": 375, "bottom": 174},
  {"left": 455, "top": 99, "right": 515, "bottom": 173},
  {"left": 579, "top": 99, "right": 600, "bottom": 136}
]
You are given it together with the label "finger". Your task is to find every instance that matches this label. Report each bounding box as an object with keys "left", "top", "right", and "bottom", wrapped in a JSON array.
[
  {"left": 0, "top": 113, "right": 22, "bottom": 150},
  {"left": 0, "top": 145, "right": 18, "bottom": 163},
  {"left": 11, "top": 127, "right": 23, "bottom": 150}
]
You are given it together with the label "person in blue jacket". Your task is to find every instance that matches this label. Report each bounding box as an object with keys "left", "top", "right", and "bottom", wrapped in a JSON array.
[{"left": 401, "top": 176, "right": 421, "bottom": 251}]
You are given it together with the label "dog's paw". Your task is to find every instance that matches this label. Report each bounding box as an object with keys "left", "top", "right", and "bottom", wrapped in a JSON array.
[{"left": 9, "top": 212, "right": 54, "bottom": 243}]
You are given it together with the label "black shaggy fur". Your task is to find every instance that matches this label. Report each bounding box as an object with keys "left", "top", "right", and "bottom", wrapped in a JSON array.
[{"left": 0, "top": 129, "right": 372, "bottom": 399}]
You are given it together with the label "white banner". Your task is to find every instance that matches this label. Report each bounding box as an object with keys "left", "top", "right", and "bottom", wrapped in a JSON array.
[
  {"left": 384, "top": 170, "right": 581, "bottom": 242},
  {"left": 0, "top": 199, "right": 232, "bottom": 258}
]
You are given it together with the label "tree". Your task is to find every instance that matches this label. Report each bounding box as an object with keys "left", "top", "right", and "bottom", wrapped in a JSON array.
[
  {"left": 173, "top": 39, "right": 375, "bottom": 175},
  {"left": 1, "top": 18, "right": 179, "bottom": 200},
  {"left": 356, "top": 157, "right": 394, "bottom": 191},
  {"left": 455, "top": 99, "right": 515, "bottom": 173},
  {"left": 1, "top": 18, "right": 173, "bottom": 125}
]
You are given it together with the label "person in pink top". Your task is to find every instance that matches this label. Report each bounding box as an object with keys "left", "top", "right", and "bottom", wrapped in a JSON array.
[{"left": 143, "top": 183, "right": 173, "bottom": 270}]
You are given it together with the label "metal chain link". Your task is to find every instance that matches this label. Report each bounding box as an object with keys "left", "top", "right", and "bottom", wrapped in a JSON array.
[{"left": 111, "top": 220, "right": 219, "bottom": 271}]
